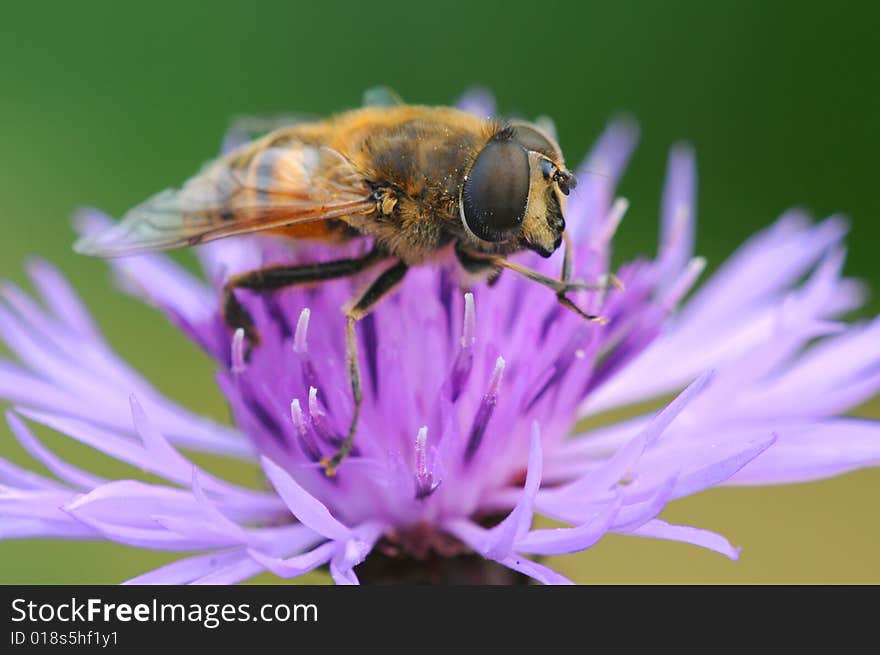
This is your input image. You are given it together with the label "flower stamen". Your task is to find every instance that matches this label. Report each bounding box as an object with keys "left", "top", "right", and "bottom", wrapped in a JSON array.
[
  {"left": 464, "top": 356, "right": 506, "bottom": 463},
  {"left": 598, "top": 197, "right": 630, "bottom": 245},
  {"left": 309, "top": 386, "right": 360, "bottom": 456},
  {"left": 461, "top": 292, "right": 476, "bottom": 348},
  {"left": 231, "top": 327, "right": 247, "bottom": 374},
  {"left": 414, "top": 426, "right": 440, "bottom": 499},
  {"left": 448, "top": 293, "right": 477, "bottom": 401},
  {"left": 661, "top": 256, "right": 706, "bottom": 311},
  {"left": 290, "top": 398, "right": 321, "bottom": 462},
  {"left": 293, "top": 307, "right": 310, "bottom": 353}
]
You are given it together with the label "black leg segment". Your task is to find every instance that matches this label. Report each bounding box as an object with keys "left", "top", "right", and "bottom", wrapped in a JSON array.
[
  {"left": 222, "top": 248, "right": 385, "bottom": 345},
  {"left": 322, "top": 260, "right": 409, "bottom": 475}
]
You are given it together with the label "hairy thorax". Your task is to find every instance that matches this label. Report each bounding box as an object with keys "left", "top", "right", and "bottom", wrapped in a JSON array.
[{"left": 334, "top": 107, "right": 493, "bottom": 264}]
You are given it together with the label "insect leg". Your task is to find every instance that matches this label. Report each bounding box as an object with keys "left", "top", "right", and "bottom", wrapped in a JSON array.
[
  {"left": 560, "top": 230, "right": 574, "bottom": 284},
  {"left": 223, "top": 248, "right": 386, "bottom": 346},
  {"left": 321, "top": 260, "right": 409, "bottom": 476},
  {"left": 458, "top": 244, "right": 620, "bottom": 323},
  {"left": 552, "top": 230, "right": 603, "bottom": 321}
]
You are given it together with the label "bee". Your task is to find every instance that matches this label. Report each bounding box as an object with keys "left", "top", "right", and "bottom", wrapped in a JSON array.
[{"left": 75, "top": 88, "right": 610, "bottom": 475}]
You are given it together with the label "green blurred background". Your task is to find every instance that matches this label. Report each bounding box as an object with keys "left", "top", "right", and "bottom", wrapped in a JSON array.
[{"left": 1, "top": 0, "right": 878, "bottom": 584}]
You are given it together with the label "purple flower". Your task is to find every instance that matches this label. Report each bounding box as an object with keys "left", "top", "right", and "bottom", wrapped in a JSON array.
[{"left": 1, "top": 91, "right": 878, "bottom": 584}]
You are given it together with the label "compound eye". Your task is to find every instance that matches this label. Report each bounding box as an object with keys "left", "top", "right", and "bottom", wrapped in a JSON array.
[
  {"left": 461, "top": 139, "right": 530, "bottom": 242},
  {"left": 510, "top": 123, "right": 561, "bottom": 160}
]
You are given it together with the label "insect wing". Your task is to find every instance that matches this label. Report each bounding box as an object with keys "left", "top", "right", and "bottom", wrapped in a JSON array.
[
  {"left": 74, "top": 144, "right": 375, "bottom": 257},
  {"left": 221, "top": 113, "right": 318, "bottom": 153},
  {"left": 362, "top": 86, "right": 404, "bottom": 108}
]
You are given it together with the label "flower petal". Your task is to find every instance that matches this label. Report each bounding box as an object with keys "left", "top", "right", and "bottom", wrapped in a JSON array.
[
  {"left": 446, "top": 518, "right": 574, "bottom": 585},
  {"left": 628, "top": 519, "right": 740, "bottom": 560},
  {"left": 0, "top": 517, "right": 97, "bottom": 539},
  {"left": 583, "top": 216, "right": 855, "bottom": 414},
  {"left": 496, "top": 554, "right": 574, "bottom": 585},
  {"left": 456, "top": 87, "right": 495, "bottom": 118},
  {"left": 329, "top": 557, "right": 360, "bottom": 585},
  {"left": 248, "top": 541, "right": 336, "bottom": 578},
  {"left": 516, "top": 495, "right": 621, "bottom": 555},
  {"left": 260, "top": 456, "right": 351, "bottom": 541},
  {"left": 670, "top": 433, "right": 777, "bottom": 499},
  {"left": 656, "top": 144, "right": 696, "bottom": 290},
  {"left": 5, "top": 412, "right": 104, "bottom": 490},
  {"left": 27, "top": 259, "right": 101, "bottom": 340},
  {"left": 191, "top": 557, "right": 266, "bottom": 585},
  {"left": 548, "top": 372, "right": 712, "bottom": 503},
  {"left": 124, "top": 549, "right": 250, "bottom": 585},
  {"left": 0, "top": 455, "right": 65, "bottom": 491},
  {"left": 726, "top": 419, "right": 880, "bottom": 485},
  {"left": 568, "top": 118, "right": 639, "bottom": 241},
  {"left": 484, "top": 423, "right": 543, "bottom": 559}
]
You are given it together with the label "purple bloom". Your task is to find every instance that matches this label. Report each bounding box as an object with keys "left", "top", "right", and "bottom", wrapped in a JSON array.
[{"left": 1, "top": 91, "right": 878, "bottom": 584}]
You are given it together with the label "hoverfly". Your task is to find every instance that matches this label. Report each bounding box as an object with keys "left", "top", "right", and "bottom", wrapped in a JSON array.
[{"left": 75, "top": 88, "right": 611, "bottom": 474}]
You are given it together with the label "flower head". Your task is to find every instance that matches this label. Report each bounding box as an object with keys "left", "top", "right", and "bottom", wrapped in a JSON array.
[{"left": 1, "top": 91, "right": 878, "bottom": 584}]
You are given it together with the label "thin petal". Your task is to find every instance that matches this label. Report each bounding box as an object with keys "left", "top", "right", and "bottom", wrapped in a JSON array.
[
  {"left": 583, "top": 216, "right": 854, "bottom": 414},
  {"left": 5, "top": 412, "right": 104, "bottom": 490},
  {"left": 16, "top": 408, "right": 275, "bottom": 515},
  {"left": 656, "top": 144, "right": 696, "bottom": 289},
  {"left": 670, "top": 434, "right": 777, "bottom": 499},
  {"left": 260, "top": 456, "right": 351, "bottom": 541},
  {"left": 550, "top": 372, "right": 712, "bottom": 501},
  {"left": 27, "top": 259, "right": 101, "bottom": 340},
  {"left": 0, "top": 517, "right": 97, "bottom": 539},
  {"left": 456, "top": 87, "right": 495, "bottom": 117},
  {"left": 124, "top": 549, "right": 249, "bottom": 585},
  {"left": 496, "top": 554, "right": 574, "bottom": 585},
  {"left": 568, "top": 118, "right": 639, "bottom": 241},
  {"left": 73, "top": 208, "right": 216, "bottom": 326},
  {"left": 0, "top": 488, "right": 80, "bottom": 520},
  {"left": 248, "top": 541, "right": 336, "bottom": 578},
  {"left": 627, "top": 519, "right": 740, "bottom": 560},
  {"left": 516, "top": 495, "right": 621, "bottom": 555},
  {"left": 62, "top": 514, "right": 215, "bottom": 550},
  {"left": 330, "top": 554, "right": 361, "bottom": 585},
  {"left": 446, "top": 518, "right": 574, "bottom": 585},
  {"left": 726, "top": 419, "right": 880, "bottom": 485},
  {"left": 0, "top": 456, "right": 66, "bottom": 491},
  {"left": 485, "top": 423, "right": 542, "bottom": 559},
  {"left": 610, "top": 475, "right": 678, "bottom": 531},
  {"left": 192, "top": 557, "right": 267, "bottom": 585}
]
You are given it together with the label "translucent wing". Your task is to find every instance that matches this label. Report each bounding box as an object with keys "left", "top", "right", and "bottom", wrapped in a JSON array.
[
  {"left": 74, "top": 141, "right": 375, "bottom": 257},
  {"left": 362, "top": 86, "right": 404, "bottom": 108},
  {"left": 221, "top": 113, "right": 318, "bottom": 153}
]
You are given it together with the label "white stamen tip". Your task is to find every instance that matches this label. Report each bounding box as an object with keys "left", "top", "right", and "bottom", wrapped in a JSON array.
[
  {"left": 308, "top": 387, "right": 322, "bottom": 416},
  {"left": 600, "top": 197, "right": 629, "bottom": 244},
  {"left": 415, "top": 426, "right": 429, "bottom": 476},
  {"left": 489, "top": 356, "right": 506, "bottom": 395},
  {"left": 293, "top": 308, "right": 311, "bottom": 353},
  {"left": 231, "top": 328, "right": 247, "bottom": 374},
  {"left": 290, "top": 398, "right": 307, "bottom": 431},
  {"left": 663, "top": 205, "right": 692, "bottom": 253},
  {"left": 462, "top": 293, "right": 476, "bottom": 347},
  {"left": 687, "top": 256, "right": 707, "bottom": 279},
  {"left": 663, "top": 257, "right": 706, "bottom": 310}
]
